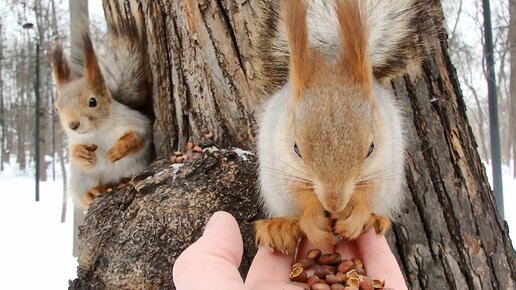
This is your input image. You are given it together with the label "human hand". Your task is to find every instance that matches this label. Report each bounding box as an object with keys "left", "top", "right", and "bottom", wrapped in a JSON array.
[{"left": 173, "top": 211, "right": 407, "bottom": 290}]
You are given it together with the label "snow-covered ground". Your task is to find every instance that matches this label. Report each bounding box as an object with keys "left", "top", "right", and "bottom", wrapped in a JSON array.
[{"left": 0, "top": 161, "right": 77, "bottom": 289}]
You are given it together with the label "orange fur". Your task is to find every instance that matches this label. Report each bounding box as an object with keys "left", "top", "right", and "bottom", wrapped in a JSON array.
[
  {"left": 335, "top": 0, "right": 372, "bottom": 96},
  {"left": 108, "top": 131, "right": 146, "bottom": 163},
  {"left": 293, "top": 185, "right": 335, "bottom": 246},
  {"left": 282, "top": 0, "right": 312, "bottom": 99},
  {"left": 330, "top": 182, "right": 391, "bottom": 238},
  {"left": 255, "top": 217, "right": 301, "bottom": 254},
  {"left": 332, "top": 183, "right": 373, "bottom": 239},
  {"left": 72, "top": 144, "right": 97, "bottom": 171},
  {"left": 255, "top": 184, "right": 336, "bottom": 253},
  {"left": 82, "top": 184, "right": 111, "bottom": 206},
  {"left": 369, "top": 214, "right": 391, "bottom": 235}
]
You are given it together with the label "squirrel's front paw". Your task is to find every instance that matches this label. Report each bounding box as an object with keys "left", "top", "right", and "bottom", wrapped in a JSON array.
[
  {"left": 333, "top": 206, "right": 372, "bottom": 240},
  {"left": 107, "top": 146, "right": 127, "bottom": 163},
  {"left": 108, "top": 132, "right": 145, "bottom": 163},
  {"left": 72, "top": 144, "right": 97, "bottom": 170},
  {"left": 81, "top": 184, "right": 110, "bottom": 206},
  {"left": 255, "top": 217, "right": 301, "bottom": 254},
  {"left": 299, "top": 209, "right": 336, "bottom": 246}
]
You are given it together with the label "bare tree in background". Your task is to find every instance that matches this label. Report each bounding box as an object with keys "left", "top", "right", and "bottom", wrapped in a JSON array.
[{"left": 444, "top": 0, "right": 514, "bottom": 171}]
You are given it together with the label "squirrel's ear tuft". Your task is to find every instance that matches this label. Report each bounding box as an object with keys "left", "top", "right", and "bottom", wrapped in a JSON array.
[
  {"left": 282, "top": 0, "right": 312, "bottom": 99},
  {"left": 335, "top": 0, "right": 372, "bottom": 96},
  {"left": 84, "top": 33, "right": 107, "bottom": 95},
  {"left": 51, "top": 43, "right": 71, "bottom": 87}
]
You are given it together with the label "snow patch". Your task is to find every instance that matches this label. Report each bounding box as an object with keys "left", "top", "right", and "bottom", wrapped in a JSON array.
[
  {"left": 0, "top": 165, "right": 78, "bottom": 289},
  {"left": 232, "top": 148, "right": 254, "bottom": 161}
]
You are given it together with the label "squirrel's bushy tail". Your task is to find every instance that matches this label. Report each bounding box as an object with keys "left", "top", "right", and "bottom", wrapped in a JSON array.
[
  {"left": 253, "top": 0, "right": 443, "bottom": 95},
  {"left": 68, "top": 15, "right": 151, "bottom": 109}
]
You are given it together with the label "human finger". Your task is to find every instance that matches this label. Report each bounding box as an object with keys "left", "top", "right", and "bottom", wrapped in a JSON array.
[
  {"left": 356, "top": 229, "right": 407, "bottom": 290},
  {"left": 245, "top": 247, "right": 295, "bottom": 286},
  {"left": 335, "top": 238, "right": 360, "bottom": 260},
  {"left": 173, "top": 211, "right": 244, "bottom": 290}
]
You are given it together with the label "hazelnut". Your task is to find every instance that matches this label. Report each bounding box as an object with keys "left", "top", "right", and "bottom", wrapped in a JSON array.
[
  {"left": 331, "top": 284, "right": 345, "bottom": 290},
  {"left": 176, "top": 156, "right": 185, "bottom": 163},
  {"left": 336, "top": 272, "right": 348, "bottom": 282},
  {"left": 314, "top": 265, "right": 337, "bottom": 278},
  {"left": 311, "top": 283, "right": 331, "bottom": 290},
  {"left": 296, "top": 258, "right": 315, "bottom": 269},
  {"left": 306, "top": 275, "right": 321, "bottom": 286},
  {"left": 186, "top": 141, "right": 194, "bottom": 150},
  {"left": 306, "top": 249, "right": 322, "bottom": 260},
  {"left": 318, "top": 253, "right": 342, "bottom": 266},
  {"left": 170, "top": 156, "right": 177, "bottom": 163},
  {"left": 325, "top": 274, "right": 344, "bottom": 285},
  {"left": 174, "top": 151, "right": 183, "bottom": 156},
  {"left": 337, "top": 260, "right": 355, "bottom": 273},
  {"left": 193, "top": 146, "right": 203, "bottom": 153},
  {"left": 86, "top": 144, "right": 97, "bottom": 152},
  {"left": 358, "top": 280, "right": 374, "bottom": 290}
]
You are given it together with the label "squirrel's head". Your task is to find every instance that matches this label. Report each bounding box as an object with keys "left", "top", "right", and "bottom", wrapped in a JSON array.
[
  {"left": 284, "top": 0, "right": 380, "bottom": 213},
  {"left": 51, "top": 34, "right": 112, "bottom": 136}
]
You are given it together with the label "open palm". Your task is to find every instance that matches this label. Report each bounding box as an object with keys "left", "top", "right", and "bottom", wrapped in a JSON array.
[{"left": 173, "top": 211, "right": 406, "bottom": 290}]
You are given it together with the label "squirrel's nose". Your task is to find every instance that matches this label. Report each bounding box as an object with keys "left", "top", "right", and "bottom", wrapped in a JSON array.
[{"left": 69, "top": 121, "right": 80, "bottom": 130}]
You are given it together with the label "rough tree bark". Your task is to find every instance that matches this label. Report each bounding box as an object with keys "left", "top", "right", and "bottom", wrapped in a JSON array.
[{"left": 69, "top": 0, "right": 515, "bottom": 289}]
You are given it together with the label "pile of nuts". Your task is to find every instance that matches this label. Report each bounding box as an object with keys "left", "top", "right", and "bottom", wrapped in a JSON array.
[
  {"left": 289, "top": 249, "right": 389, "bottom": 290},
  {"left": 169, "top": 132, "right": 215, "bottom": 164}
]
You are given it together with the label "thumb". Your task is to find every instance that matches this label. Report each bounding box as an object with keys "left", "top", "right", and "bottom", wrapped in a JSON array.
[
  {"left": 173, "top": 211, "right": 245, "bottom": 290},
  {"left": 356, "top": 229, "right": 407, "bottom": 290}
]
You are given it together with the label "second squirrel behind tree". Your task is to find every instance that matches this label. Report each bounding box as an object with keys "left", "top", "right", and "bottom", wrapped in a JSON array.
[{"left": 51, "top": 28, "right": 152, "bottom": 211}]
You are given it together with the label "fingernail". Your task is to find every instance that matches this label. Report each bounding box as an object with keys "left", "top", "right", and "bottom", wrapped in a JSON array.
[{"left": 203, "top": 211, "right": 223, "bottom": 235}]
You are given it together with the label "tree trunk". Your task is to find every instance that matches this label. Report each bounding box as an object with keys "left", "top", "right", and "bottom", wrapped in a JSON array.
[
  {"left": 70, "top": 0, "right": 516, "bottom": 289},
  {"left": 0, "top": 23, "right": 5, "bottom": 171},
  {"left": 69, "top": 0, "right": 89, "bottom": 257}
]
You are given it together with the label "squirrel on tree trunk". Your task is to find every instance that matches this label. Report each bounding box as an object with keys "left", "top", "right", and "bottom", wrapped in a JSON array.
[
  {"left": 51, "top": 23, "right": 153, "bottom": 212},
  {"left": 253, "top": 0, "right": 440, "bottom": 254}
]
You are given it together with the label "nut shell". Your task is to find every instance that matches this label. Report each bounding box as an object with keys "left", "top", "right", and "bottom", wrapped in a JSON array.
[{"left": 306, "top": 249, "right": 322, "bottom": 260}]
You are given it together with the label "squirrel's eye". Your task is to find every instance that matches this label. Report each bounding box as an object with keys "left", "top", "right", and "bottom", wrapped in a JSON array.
[
  {"left": 89, "top": 98, "right": 97, "bottom": 107},
  {"left": 366, "top": 143, "right": 375, "bottom": 158},
  {"left": 294, "top": 143, "right": 302, "bottom": 158}
]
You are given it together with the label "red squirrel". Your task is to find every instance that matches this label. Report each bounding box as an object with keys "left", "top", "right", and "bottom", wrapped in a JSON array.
[
  {"left": 51, "top": 30, "right": 152, "bottom": 211},
  {"left": 254, "top": 0, "right": 438, "bottom": 254}
]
